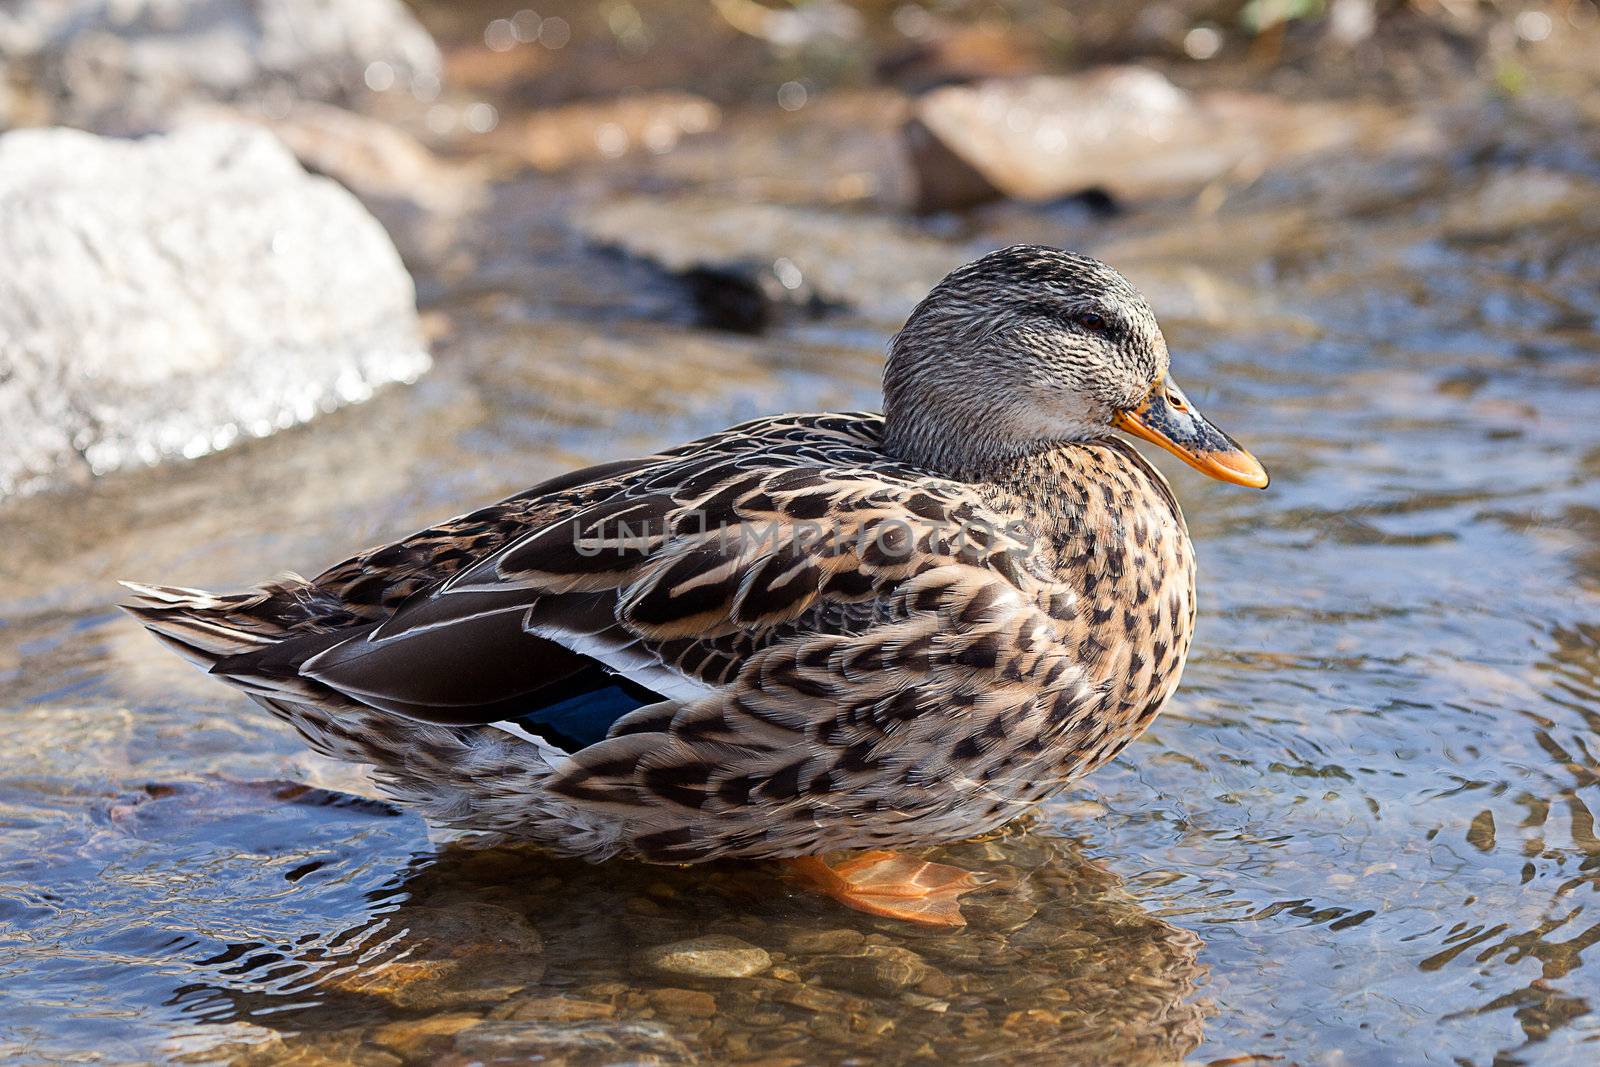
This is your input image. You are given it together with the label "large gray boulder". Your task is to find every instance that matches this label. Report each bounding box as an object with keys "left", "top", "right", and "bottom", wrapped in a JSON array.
[
  {"left": 0, "top": 123, "right": 430, "bottom": 498},
  {"left": 0, "top": 0, "right": 440, "bottom": 132}
]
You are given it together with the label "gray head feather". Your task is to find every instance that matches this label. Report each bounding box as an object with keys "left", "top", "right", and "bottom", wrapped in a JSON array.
[{"left": 882, "top": 245, "right": 1169, "bottom": 478}]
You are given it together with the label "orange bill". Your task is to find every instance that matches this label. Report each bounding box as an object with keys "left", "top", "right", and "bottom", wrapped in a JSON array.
[{"left": 1112, "top": 378, "right": 1269, "bottom": 489}]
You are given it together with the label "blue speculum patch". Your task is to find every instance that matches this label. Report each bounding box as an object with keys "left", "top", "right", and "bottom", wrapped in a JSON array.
[{"left": 504, "top": 682, "right": 657, "bottom": 750}]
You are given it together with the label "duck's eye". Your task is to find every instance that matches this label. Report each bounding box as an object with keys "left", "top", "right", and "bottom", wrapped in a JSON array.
[{"left": 1020, "top": 304, "right": 1112, "bottom": 335}]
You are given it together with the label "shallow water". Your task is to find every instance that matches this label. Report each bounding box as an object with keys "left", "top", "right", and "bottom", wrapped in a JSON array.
[{"left": 4, "top": 27, "right": 1600, "bottom": 1067}]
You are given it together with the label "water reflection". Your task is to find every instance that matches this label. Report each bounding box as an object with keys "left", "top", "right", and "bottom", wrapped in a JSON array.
[{"left": 98, "top": 783, "right": 1207, "bottom": 1065}]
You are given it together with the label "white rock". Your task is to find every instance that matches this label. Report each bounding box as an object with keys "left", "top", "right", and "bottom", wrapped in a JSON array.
[
  {"left": 0, "top": 0, "right": 440, "bottom": 132},
  {"left": 0, "top": 123, "right": 430, "bottom": 498},
  {"left": 182, "top": 100, "right": 490, "bottom": 268}
]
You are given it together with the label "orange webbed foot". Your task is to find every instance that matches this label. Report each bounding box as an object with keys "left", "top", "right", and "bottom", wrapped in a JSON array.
[{"left": 787, "top": 850, "right": 995, "bottom": 927}]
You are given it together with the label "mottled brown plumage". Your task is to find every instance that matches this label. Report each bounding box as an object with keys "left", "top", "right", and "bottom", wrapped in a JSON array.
[{"left": 121, "top": 246, "right": 1264, "bottom": 923}]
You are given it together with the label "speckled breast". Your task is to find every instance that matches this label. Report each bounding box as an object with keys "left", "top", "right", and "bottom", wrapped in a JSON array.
[{"left": 999, "top": 439, "right": 1198, "bottom": 784}]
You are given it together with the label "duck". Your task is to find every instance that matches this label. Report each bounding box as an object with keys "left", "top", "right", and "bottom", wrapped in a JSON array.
[{"left": 122, "top": 245, "right": 1267, "bottom": 927}]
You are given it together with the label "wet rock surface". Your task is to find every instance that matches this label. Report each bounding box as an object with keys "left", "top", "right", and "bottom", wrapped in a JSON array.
[{"left": 0, "top": 122, "right": 428, "bottom": 498}]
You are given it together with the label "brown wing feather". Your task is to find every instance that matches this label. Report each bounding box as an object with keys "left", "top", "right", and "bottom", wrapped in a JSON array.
[
  {"left": 310, "top": 455, "right": 661, "bottom": 617},
  {"left": 213, "top": 413, "right": 1050, "bottom": 738},
  {"left": 544, "top": 565, "right": 1091, "bottom": 861}
]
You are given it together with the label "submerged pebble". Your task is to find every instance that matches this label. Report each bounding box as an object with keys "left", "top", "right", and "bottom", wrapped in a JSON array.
[
  {"left": 443, "top": 1019, "right": 692, "bottom": 1066},
  {"left": 806, "top": 944, "right": 933, "bottom": 997},
  {"left": 638, "top": 935, "right": 774, "bottom": 979},
  {"left": 648, "top": 987, "right": 719, "bottom": 1018}
]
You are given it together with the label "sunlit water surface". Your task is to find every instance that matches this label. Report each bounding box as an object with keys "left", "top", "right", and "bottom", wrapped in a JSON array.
[{"left": 2, "top": 58, "right": 1600, "bottom": 1067}]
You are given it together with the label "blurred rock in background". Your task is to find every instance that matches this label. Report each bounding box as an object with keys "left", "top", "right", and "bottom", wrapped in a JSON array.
[
  {"left": 901, "top": 64, "right": 1448, "bottom": 212},
  {"left": 0, "top": 123, "right": 428, "bottom": 498},
  {"left": 0, "top": 0, "right": 441, "bottom": 133}
]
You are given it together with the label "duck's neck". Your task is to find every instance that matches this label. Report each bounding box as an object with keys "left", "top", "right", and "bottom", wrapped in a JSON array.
[
  {"left": 881, "top": 411, "right": 1108, "bottom": 485},
  {"left": 880, "top": 329, "right": 1108, "bottom": 481}
]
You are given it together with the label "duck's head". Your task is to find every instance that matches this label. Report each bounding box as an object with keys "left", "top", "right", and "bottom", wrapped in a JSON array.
[{"left": 882, "top": 244, "right": 1267, "bottom": 488}]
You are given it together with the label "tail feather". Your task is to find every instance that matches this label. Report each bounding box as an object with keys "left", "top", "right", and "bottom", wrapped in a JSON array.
[
  {"left": 118, "top": 576, "right": 323, "bottom": 668},
  {"left": 120, "top": 583, "right": 587, "bottom": 848},
  {"left": 119, "top": 581, "right": 276, "bottom": 666}
]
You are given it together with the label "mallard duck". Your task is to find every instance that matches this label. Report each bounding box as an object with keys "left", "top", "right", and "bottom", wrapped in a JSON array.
[{"left": 123, "top": 246, "right": 1266, "bottom": 926}]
